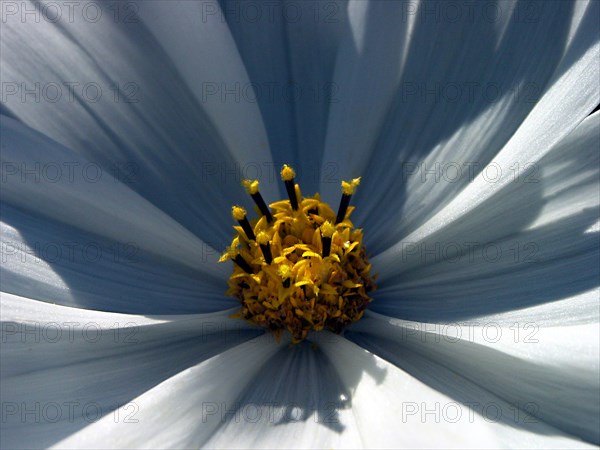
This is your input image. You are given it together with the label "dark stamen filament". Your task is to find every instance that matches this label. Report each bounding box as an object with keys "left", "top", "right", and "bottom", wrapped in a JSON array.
[
  {"left": 281, "top": 165, "right": 299, "bottom": 210},
  {"left": 251, "top": 192, "right": 274, "bottom": 222},
  {"left": 322, "top": 236, "right": 332, "bottom": 257},
  {"left": 335, "top": 194, "right": 351, "bottom": 224},
  {"left": 234, "top": 255, "right": 253, "bottom": 274}
]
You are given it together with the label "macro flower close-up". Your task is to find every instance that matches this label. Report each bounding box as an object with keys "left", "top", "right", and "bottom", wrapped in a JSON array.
[{"left": 1, "top": 0, "right": 599, "bottom": 448}]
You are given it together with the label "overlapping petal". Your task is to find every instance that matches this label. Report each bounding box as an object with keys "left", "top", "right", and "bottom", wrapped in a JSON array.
[
  {"left": 0, "top": 293, "right": 261, "bottom": 449},
  {"left": 205, "top": 338, "right": 361, "bottom": 449},
  {"left": 53, "top": 334, "right": 281, "bottom": 449},
  {"left": 1, "top": 116, "right": 234, "bottom": 313},
  {"left": 372, "top": 112, "right": 600, "bottom": 321},
  {"left": 319, "top": 332, "right": 595, "bottom": 448},
  {"left": 0, "top": 1, "right": 269, "bottom": 247},
  {"left": 324, "top": 0, "right": 599, "bottom": 254},
  {"left": 220, "top": 0, "right": 348, "bottom": 193},
  {"left": 349, "top": 294, "right": 600, "bottom": 444}
]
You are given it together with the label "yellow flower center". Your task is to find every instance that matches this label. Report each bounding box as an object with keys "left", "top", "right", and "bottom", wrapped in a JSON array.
[{"left": 220, "top": 165, "right": 376, "bottom": 343}]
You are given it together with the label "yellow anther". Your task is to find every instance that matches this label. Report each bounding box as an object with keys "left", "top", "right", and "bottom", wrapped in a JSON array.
[
  {"left": 256, "top": 231, "right": 270, "bottom": 245},
  {"left": 224, "top": 164, "right": 375, "bottom": 342},
  {"left": 241, "top": 179, "right": 260, "bottom": 195},
  {"left": 320, "top": 221, "right": 335, "bottom": 238},
  {"left": 219, "top": 244, "right": 238, "bottom": 262},
  {"left": 341, "top": 177, "right": 361, "bottom": 196},
  {"left": 231, "top": 205, "right": 247, "bottom": 221},
  {"left": 280, "top": 164, "right": 296, "bottom": 181},
  {"left": 277, "top": 264, "right": 291, "bottom": 279}
]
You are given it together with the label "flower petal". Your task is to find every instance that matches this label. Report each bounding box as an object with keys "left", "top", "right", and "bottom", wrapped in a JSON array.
[
  {"left": 321, "top": 0, "right": 599, "bottom": 247},
  {"left": 52, "top": 334, "right": 281, "bottom": 449},
  {"left": 132, "top": 0, "right": 277, "bottom": 197},
  {"left": 0, "top": 5, "right": 266, "bottom": 245},
  {"left": 220, "top": 0, "right": 347, "bottom": 192},
  {"left": 1, "top": 204, "right": 231, "bottom": 314},
  {"left": 320, "top": 332, "right": 595, "bottom": 448},
  {"left": 319, "top": 0, "right": 412, "bottom": 200},
  {"left": 372, "top": 113, "right": 600, "bottom": 322},
  {"left": 372, "top": 1, "right": 599, "bottom": 261},
  {"left": 0, "top": 293, "right": 261, "bottom": 449},
  {"left": 1, "top": 116, "right": 227, "bottom": 281},
  {"left": 204, "top": 339, "right": 361, "bottom": 449},
  {"left": 349, "top": 302, "right": 600, "bottom": 445},
  {"left": 371, "top": 111, "right": 600, "bottom": 320}
]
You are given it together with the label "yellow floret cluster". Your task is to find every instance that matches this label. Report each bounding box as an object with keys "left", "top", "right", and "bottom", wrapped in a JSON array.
[{"left": 220, "top": 175, "right": 376, "bottom": 343}]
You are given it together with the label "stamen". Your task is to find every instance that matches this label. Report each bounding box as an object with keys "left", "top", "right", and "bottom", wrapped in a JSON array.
[
  {"left": 231, "top": 205, "right": 255, "bottom": 241},
  {"left": 256, "top": 231, "right": 273, "bottom": 264},
  {"left": 219, "top": 243, "right": 254, "bottom": 274},
  {"left": 335, "top": 177, "right": 361, "bottom": 224},
  {"left": 242, "top": 179, "right": 274, "bottom": 222},
  {"left": 234, "top": 254, "right": 254, "bottom": 274},
  {"left": 278, "top": 264, "right": 291, "bottom": 288},
  {"left": 222, "top": 166, "right": 375, "bottom": 343},
  {"left": 280, "top": 164, "right": 299, "bottom": 210},
  {"left": 320, "top": 221, "right": 335, "bottom": 257}
]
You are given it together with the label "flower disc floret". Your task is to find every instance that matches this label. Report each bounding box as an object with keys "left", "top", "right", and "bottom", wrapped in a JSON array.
[{"left": 220, "top": 165, "right": 376, "bottom": 343}]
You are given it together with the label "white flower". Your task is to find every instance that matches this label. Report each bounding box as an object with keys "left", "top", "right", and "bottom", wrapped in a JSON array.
[{"left": 1, "top": 0, "right": 599, "bottom": 448}]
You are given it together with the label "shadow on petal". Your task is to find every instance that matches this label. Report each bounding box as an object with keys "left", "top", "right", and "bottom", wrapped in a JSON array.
[
  {"left": 353, "top": 0, "right": 592, "bottom": 253},
  {"left": 0, "top": 296, "right": 262, "bottom": 449},
  {"left": 205, "top": 335, "right": 387, "bottom": 447},
  {"left": 347, "top": 326, "right": 600, "bottom": 445},
  {"left": 370, "top": 116, "right": 600, "bottom": 321}
]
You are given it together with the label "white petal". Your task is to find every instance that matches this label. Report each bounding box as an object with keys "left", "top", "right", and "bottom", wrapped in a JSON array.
[
  {"left": 1, "top": 117, "right": 227, "bottom": 279},
  {"left": 220, "top": 0, "right": 347, "bottom": 193},
  {"left": 0, "top": 7, "right": 260, "bottom": 244},
  {"left": 324, "top": 330, "right": 596, "bottom": 448},
  {"left": 53, "top": 334, "right": 282, "bottom": 449},
  {"left": 0, "top": 293, "right": 260, "bottom": 449},
  {"left": 132, "top": 0, "right": 277, "bottom": 199},
  {"left": 319, "top": 332, "right": 595, "bottom": 448},
  {"left": 321, "top": 1, "right": 599, "bottom": 250},
  {"left": 1, "top": 204, "right": 231, "bottom": 313},
  {"left": 371, "top": 112, "right": 599, "bottom": 320},
  {"left": 361, "top": 0, "right": 600, "bottom": 252},
  {"left": 205, "top": 339, "right": 361, "bottom": 449},
  {"left": 350, "top": 305, "right": 600, "bottom": 445},
  {"left": 320, "top": 0, "right": 412, "bottom": 200},
  {"left": 374, "top": 1, "right": 599, "bottom": 268}
]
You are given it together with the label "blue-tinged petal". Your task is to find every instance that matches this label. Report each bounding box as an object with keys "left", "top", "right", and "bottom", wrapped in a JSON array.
[
  {"left": 1, "top": 204, "right": 231, "bottom": 314},
  {"left": 371, "top": 112, "right": 599, "bottom": 321},
  {"left": 0, "top": 294, "right": 261, "bottom": 449},
  {"left": 319, "top": 0, "right": 411, "bottom": 200},
  {"left": 220, "top": 0, "right": 348, "bottom": 193},
  {"left": 205, "top": 339, "right": 361, "bottom": 449},
  {"left": 53, "top": 334, "right": 281, "bottom": 449},
  {"left": 1, "top": 117, "right": 226, "bottom": 280},
  {"left": 2, "top": 117, "right": 235, "bottom": 313},
  {"left": 132, "top": 0, "right": 277, "bottom": 199},
  {"left": 349, "top": 300, "right": 600, "bottom": 445},
  {"left": 321, "top": 0, "right": 599, "bottom": 249},
  {"left": 317, "top": 332, "right": 594, "bottom": 448},
  {"left": 370, "top": 1, "right": 599, "bottom": 256},
  {"left": 0, "top": 3, "right": 266, "bottom": 247}
]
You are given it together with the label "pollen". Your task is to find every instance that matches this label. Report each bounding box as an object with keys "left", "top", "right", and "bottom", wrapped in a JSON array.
[
  {"left": 241, "top": 179, "right": 260, "bottom": 195},
  {"left": 231, "top": 206, "right": 247, "bottom": 221},
  {"left": 280, "top": 164, "right": 296, "bottom": 181},
  {"left": 220, "top": 165, "right": 376, "bottom": 343}
]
